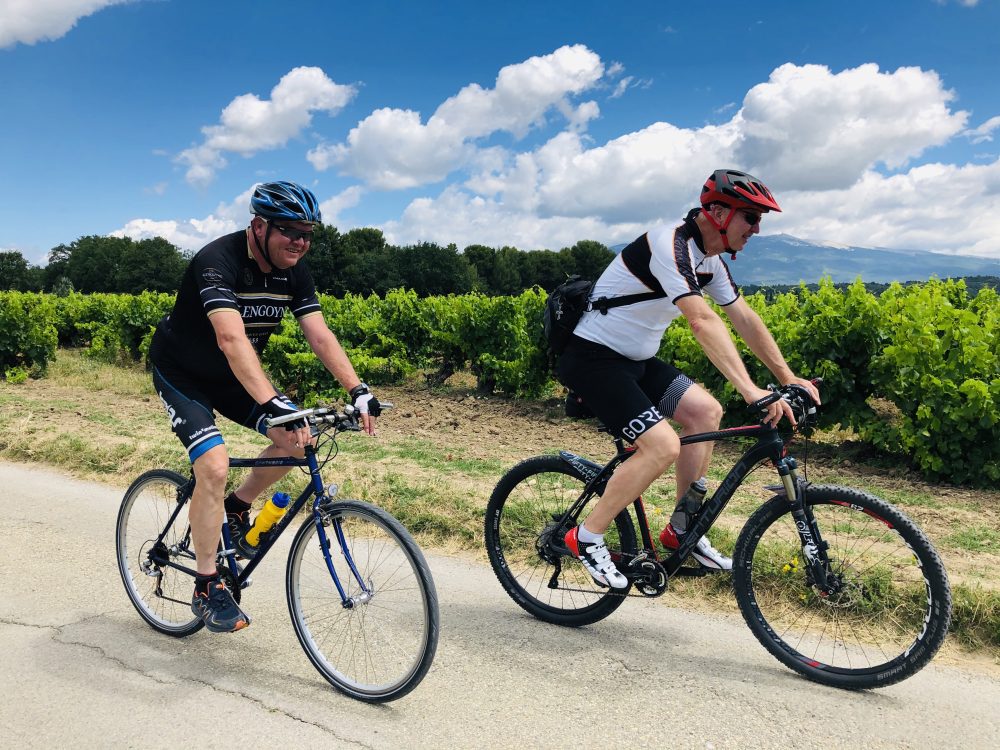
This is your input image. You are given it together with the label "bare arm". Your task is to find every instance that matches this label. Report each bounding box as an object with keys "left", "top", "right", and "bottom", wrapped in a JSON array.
[
  {"left": 724, "top": 297, "right": 821, "bottom": 404},
  {"left": 675, "top": 295, "right": 791, "bottom": 425},
  {"left": 209, "top": 310, "right": 280, "bottom": 403},
  {"left": 298, "top": 313, "right": 377, "bottom": 434}
]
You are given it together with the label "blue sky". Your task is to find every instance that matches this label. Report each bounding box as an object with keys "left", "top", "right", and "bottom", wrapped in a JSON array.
[{"left": 2, "top": 0, "right": 999, "bottom": 266}]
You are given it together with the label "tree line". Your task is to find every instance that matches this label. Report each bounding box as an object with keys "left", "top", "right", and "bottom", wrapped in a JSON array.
[{"left": 0, "top": 228, "right": 615, "bottom": 297}]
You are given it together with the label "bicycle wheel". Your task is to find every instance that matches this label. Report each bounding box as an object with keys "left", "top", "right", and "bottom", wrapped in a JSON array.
[
  {"left": 733, "top": 484, "right": 952, "bottom": 689},
  {"left": 485, "top": 454, "right": 638, "bottom": 627},
  {"left": 286, "top": 500, "right": 439, "bottom": 702},
  {"left": 116, "top": 469, "right": 203, "bottom": 636}
]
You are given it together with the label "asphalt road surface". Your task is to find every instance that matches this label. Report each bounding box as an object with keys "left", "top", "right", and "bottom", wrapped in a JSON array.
[{"left": 2, "top": 462, "right": 998, "bottom": 749}]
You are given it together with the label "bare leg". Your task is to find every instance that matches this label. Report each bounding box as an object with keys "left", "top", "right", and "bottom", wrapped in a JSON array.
[
  {"left": 232, "top": 442, "right": 304, "bottom": 503},
  {"left": 582, "top": 421, "right": 679, "bottom": 533},
  {"left": 670, "top": 385, "right": 723, "bottom": 502},
  {"left": 189, "top": 444, "right": 231, "bottom": 576}
]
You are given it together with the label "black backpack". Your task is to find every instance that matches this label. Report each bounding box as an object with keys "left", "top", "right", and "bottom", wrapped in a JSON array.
[{"left": 542, "top": 275, "right": 667, "bottom": 357}]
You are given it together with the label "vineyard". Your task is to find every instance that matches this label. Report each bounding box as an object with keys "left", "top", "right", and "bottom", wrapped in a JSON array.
[{"left": 1, "top": 277, "right": 997, "bottom": 485}]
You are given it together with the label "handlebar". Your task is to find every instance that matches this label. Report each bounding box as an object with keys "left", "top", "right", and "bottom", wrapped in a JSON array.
[
  {"left": 748, "top": 379, "right": 821, "bottom": 427},
  {"left": 265, "top": 401, "right": 394, "bottom": 432}
]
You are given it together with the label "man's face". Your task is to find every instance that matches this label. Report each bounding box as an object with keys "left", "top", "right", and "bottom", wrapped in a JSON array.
[
  {"left": 707, "top": 205, "right": 762, "bottom": 255},
  {"left": 262, "top": 219, "right": 315, "bottom": 269}
]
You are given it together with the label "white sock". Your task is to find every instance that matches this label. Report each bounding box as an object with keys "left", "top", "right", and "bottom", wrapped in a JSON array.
[{"left": 577, "top": 524, "right": 603, "bottom": 544}]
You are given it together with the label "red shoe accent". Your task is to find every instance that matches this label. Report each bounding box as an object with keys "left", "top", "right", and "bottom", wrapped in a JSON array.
[
  {"left": 564, "top": 526, "right": 582, "bottom": 556},
  {"left": 659, "top": 524, "right": 681, "bottom": 549}
]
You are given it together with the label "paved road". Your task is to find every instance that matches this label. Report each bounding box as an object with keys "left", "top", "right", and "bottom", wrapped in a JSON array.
[{"left": 2, "top": 462, "right": 998, "bottom": 749}]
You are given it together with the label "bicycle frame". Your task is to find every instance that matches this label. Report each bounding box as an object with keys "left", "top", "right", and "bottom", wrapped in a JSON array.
[
  {"left": 148, "top": 444, "right": 371, "bottom": 603},
  {"left": 560, "top": 421, "right": 818, "bottom": 580}
]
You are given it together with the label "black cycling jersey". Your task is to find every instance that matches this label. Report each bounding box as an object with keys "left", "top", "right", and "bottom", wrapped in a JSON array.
[{"left": 149, "top": 230, "right": 321, "bottom": 381}]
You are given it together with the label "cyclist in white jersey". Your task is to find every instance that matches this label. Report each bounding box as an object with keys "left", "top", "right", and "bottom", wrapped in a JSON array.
[{"left": 559, "top": 169, "right": 821, "bottom": 587}]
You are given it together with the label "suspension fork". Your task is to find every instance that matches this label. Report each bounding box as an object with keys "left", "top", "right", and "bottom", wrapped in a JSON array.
[{"left": 778, "top": 458, "right": 833, "bottom": 590}]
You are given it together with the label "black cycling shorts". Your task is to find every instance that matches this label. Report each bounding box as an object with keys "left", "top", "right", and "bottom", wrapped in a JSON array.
[
  {"left": 556, "top": 335, "right": 693, "bottom": 443},
  {"left": 152, "top": 363, "right": 279, "bottom": 463}
]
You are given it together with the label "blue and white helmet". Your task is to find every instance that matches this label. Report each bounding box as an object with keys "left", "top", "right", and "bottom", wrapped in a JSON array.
[{"left": 250, "top": 181, "right": 322, "bottom": 224}]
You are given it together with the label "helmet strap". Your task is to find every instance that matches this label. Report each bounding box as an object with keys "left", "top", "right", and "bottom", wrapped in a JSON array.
[
  {"left": 699, "top": 206, "right": 737, "bottom": 257},
  {"left": 250, "top": 219, "right": 275, "bottom": 272}
]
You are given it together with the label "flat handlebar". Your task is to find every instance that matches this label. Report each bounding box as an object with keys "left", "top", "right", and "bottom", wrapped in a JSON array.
[{"left": 265, "top": 401, "right": 394, "bottom": 431}]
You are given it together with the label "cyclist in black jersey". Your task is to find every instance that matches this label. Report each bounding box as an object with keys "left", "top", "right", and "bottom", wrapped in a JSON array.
[
  {"left": 560, "top": 170, "right": 821, "bottom": 587},
  {"left": 149, "top": 181, "right": 382, "bottom": 632}
]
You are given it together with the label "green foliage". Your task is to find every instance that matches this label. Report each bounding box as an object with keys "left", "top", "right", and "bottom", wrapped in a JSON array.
[
  {"left": 0, "top": 292, "right": 58, "bottom": 377},
  {"left": 11, "top": 279, "right": 1000, "bottom": 485},
  {"left": 48, "top": 292, "right": 174, "bottom": 362},
  {"left": 869, "top": 279, "right": 999, "bottom": 484}
]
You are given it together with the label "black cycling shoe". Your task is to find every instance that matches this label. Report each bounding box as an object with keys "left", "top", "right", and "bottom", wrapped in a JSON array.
[
  {"left": 228, "top": 514, "right": 257, "bottom": 560},
  {"left": 191, "top": 579, "right": 251, "bottom": 633}
]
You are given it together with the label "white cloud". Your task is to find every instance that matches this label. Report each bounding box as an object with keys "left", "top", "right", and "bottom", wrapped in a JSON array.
[
  {"left": 176, "top": 67, "right": 357, "bottom": 187},
  {"left": 112, "top": 188, "right": 253, "bottom": 252},
  {"left": 381, "top": 185, "right": 645, "bottom": 252},
  {"left": 309, "top": 44, "right": 606, "bottom": 189},
  {"left": 736, "top": 63, "right": 967, "bottom": 189},
  {"left": 965, "top": 115, "right": 1000, "bottom": 144},
  {"left": 0, "top": 0, "right": 129, "bottom": 48},
  {"left": 772, "top": 161, "right": 1000, "bottom": 259},
  {"left": 318, "top": 185, "right": 364, "bottom": 228}
]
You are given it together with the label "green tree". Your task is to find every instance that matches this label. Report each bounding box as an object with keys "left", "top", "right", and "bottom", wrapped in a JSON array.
[
  {"left": 393, "top": 242, "right": 475, "bottom": 296},
  {"left": 304, "top": 224, "right": 346, "bottom": 295},
  {"left": 117, "top": 237, "right": 187, "bottom": 293},
  {"left": 66, "top": 235, "right": 132, "bottom": 293},
  {"left": 0, "top": 251, "right": 41, "bottom": 291},
  {"left": 43, "top": 244, "right": 72, "bottom": 291},
  {"left": 564, "top": 239, "right": 614, "bottom": 279}
]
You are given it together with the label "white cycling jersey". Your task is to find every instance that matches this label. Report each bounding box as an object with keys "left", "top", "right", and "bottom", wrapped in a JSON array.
[{"left": 573, "top": 210, "right": 740, "bottom": 360}]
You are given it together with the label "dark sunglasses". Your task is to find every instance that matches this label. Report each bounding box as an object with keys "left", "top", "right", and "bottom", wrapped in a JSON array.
[
  {"left": 271, "top": 223, "right": 314, "bottom": 242},
  {"left": 740, "top": 211, "right": 762, "bottom": 227}
]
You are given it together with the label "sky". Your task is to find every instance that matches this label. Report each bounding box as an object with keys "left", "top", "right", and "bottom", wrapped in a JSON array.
[{"left": 2, "top": 0, "right": 1000, "bottom": 267}]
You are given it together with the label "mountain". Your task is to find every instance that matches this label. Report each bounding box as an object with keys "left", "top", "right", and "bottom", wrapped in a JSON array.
[{"left": 610, "top": 234, "right": 999, "bottom": 285}]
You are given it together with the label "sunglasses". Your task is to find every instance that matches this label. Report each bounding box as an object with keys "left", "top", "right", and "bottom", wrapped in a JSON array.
[
  {"left": 271, "top": 223, "right": 314, "bottom": 242},
  {"left": 740, "top": 211, "right": 762, "bottom": 227}
]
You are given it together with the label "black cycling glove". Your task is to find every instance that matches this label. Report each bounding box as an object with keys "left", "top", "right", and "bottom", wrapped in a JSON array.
[
  {"left": 349, "top": 383, "right": 382, "bottom": 417},
  {"left": 260, "top": 395, "right": 305, "bottom": 431}
]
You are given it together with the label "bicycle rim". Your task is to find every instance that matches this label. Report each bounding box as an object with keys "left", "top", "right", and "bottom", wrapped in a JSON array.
[
  {"left": 286, "top": 501, "right": 438, "bottom": 702},
  {"left": 485, "top": 455, "right": 636, "bottom": 627},
  {"left": 734, "top": 485, "right": 951, "bottom": 689},
  {"left": 116, "top": 470, "right": 203, "bottom": 636}
]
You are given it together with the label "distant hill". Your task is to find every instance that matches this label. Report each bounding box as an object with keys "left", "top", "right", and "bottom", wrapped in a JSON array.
[{"left": 610, "top": 233, "right": 999, "bottom": 285}]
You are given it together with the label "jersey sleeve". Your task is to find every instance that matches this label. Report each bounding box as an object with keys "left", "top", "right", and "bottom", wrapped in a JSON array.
[
  {"left": 192, "top": 252, "right": 241, "bottom": 316},
  {"left": 647, "top": 225, "right": 704, "bottom": 304},
  {"left": 703, "top": 256, "right": 741, "bottom": 306},
  {"left": 289, "top": 267, "right": 322, "bottom": 319}
]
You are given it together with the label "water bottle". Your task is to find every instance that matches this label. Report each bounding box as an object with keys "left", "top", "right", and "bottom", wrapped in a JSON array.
[
  {"left": 245, "top": 492, "right": 291, "bottom": 546},
  {"left": 669, "top": 477, "right": 708, "bottom": 534}
]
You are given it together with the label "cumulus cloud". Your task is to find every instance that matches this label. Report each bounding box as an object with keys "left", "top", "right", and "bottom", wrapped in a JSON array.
[
  {"left": 0, "top": 0, "right": 129, "bottom": 48},
  {"left": 176, "top": 67, "right": 357, "bottom": 187},
  {"left": 382, "top": 185, "right": 646, "bottom": 252},
  {"left": 965, "top": 115, "right": 1000, "bottom": 144},
  {"left": 308, "top": 44, "right": 606, "bottom": 189},
  {"left": 736, "top": 63, "right": 967, "bottom": 189},
  {"left": 112, "top": 188, "right": 254, "bottom": 252},
  {"left": 318, "top": 185, "right": 364, "bottom": 228},
  {"left": 436, "top": 62, "right": 974, "bottom": 241}
]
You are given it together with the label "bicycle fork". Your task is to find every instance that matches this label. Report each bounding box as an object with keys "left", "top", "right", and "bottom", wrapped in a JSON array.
[
  {"left": 775, "top": 458, "right": 835, "bottom": 593},
  {"left": 314, "top": 491, "right": 374, "bottom": 609}
]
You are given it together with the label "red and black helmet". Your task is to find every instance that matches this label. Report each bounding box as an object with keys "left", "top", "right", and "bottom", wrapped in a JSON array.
[{"left": 700, "top": 169, "right": 782, "bottom": 213}]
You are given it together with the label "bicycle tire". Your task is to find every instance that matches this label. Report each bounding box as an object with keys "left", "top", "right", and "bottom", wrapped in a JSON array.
[
  {"left": 286, "top": 500, "right": 439, "bottom": 702},
  {"left": 485, "top": 454, "right": 637, "bottom": 627},
  {"left": 116, "top": 469, "right": 204, "bottom": 637},
  {"left": 733, "top": 484, "right": 952, "bottom": 689}
]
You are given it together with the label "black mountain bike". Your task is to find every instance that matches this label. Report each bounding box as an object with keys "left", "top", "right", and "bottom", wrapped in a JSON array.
[
  {"left": 485, "top": 383, "right": 952, "bottom": 689},
  {"left": 116, "top": 404, "right": 439, "bottom": 702}
]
